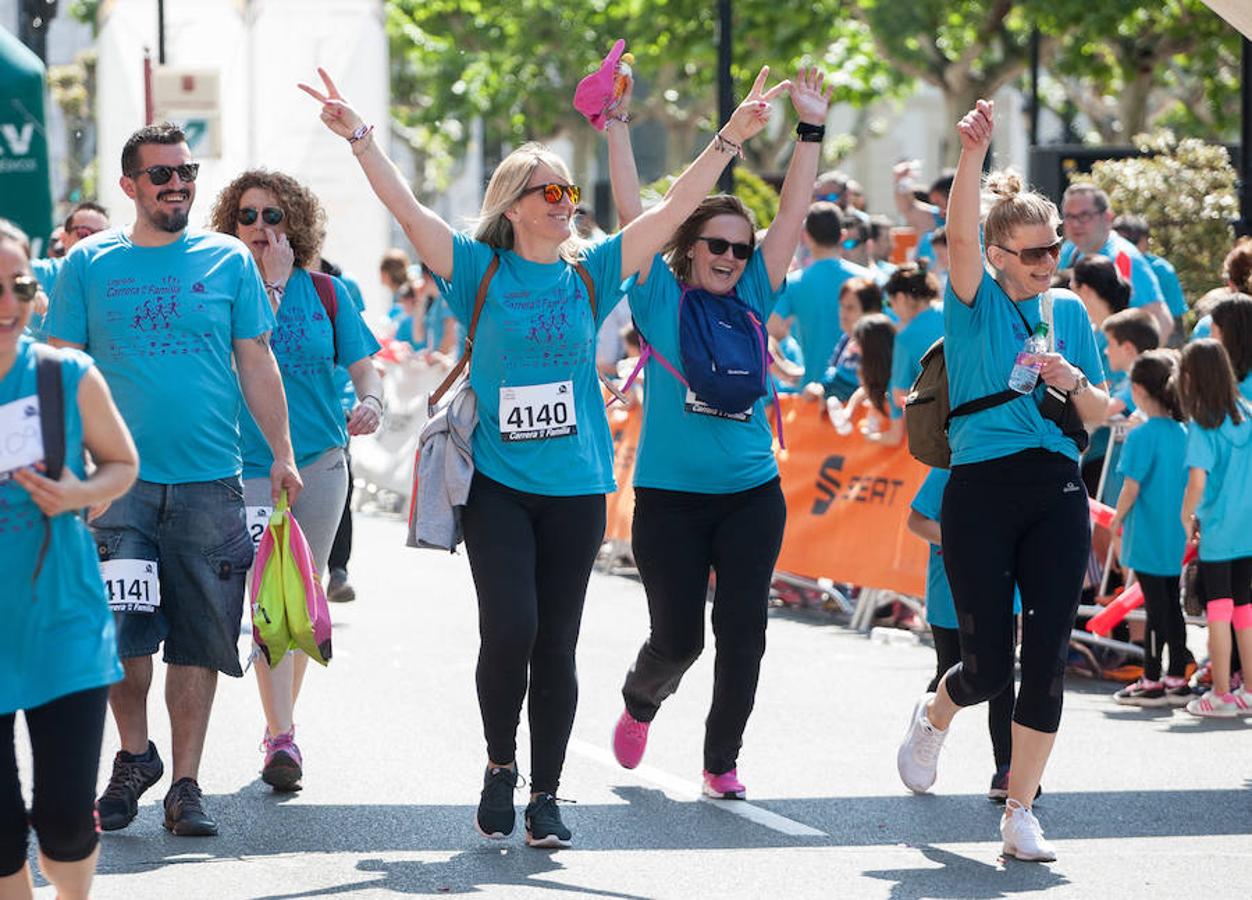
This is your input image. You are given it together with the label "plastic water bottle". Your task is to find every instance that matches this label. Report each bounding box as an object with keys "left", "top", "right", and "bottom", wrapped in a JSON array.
[{"left": 1008, "top": 323, "right": 1049, "bottom": 393}]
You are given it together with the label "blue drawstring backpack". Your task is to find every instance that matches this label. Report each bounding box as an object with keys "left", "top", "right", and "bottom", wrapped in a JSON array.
[{"left": 613, "top": 285, "right": 784, "bottom": 445}]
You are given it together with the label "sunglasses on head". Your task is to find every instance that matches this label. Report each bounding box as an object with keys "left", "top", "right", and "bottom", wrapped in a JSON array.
[
  {"left": 993, "top": 239, "right": 1062, "bottom": 265},
  {"left": 696, "top": 236, "right": 753, "bottom": 260},
  {"left": 1, "top": 275, "right": 39, "bottom": 303},
  {"left": 521, "top": 183, "right": 581, "bottom": 205},
  {"left": 126, "top": 163, "right": 200, "bottom": 185},
  {"left": 237, "top": 206, "right": 285, "bottom": 227}
]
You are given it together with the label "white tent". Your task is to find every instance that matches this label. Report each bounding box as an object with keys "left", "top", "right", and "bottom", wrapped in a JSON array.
[{"left": 95, "top": 0, "right": 391, "bottom": 313}]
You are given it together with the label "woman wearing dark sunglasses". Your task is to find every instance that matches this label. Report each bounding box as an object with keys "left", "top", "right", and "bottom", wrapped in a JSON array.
[
  {"left": 302, "top": 63, "right": 786, "bottom": 848},
  {"left": 0, "top": 222, "right": 138, "bottom": 900},
  {"left": 599, "top": 66, "right": 833, "bottom": 800},
  {"left": 895, "top": 100, "right": 1109, "bottom": 863},
  {"left": 208, "top": 170, "right": 383, "bottom": 792}
]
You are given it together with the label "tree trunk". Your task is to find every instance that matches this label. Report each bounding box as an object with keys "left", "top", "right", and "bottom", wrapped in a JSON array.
[
  {"left": 941, "top": 84, "right": 984, "bottom": 167},
  {"left": 1118, "top": 64, "right": 1155, "bottom": 141}
]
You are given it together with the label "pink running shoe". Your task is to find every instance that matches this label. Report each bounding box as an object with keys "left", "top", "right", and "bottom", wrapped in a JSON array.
[
  {"left": 261, "top": 728, "right": 303, "bottom": 792},
  {"left": 612, "top": 709, "right": 650, "bottom": 769},
  {"left": 702, "top": 768, "right": 746, "bottom": 800}
]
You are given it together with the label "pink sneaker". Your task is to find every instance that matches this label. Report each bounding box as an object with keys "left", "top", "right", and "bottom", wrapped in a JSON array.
[
  {"left": 612, "top": 709, "right": 650, "bottom": 769},
  {"left": 702, "top": 768, "right": 746, "bottom": 800},
  {"left": 261, "top": 727, "right": 303, "bottom": 792}
]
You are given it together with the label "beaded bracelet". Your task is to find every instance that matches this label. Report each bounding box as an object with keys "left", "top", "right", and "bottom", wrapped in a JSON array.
[{"left": 713, "top": 132, "right": 743, "bottom": 159}]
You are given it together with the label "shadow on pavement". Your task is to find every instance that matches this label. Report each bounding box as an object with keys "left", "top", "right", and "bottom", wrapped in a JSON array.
[
  {"left": 861, "top": 844, "right": 1071, "bottom": 899},
  {"left": 90, "top": 782, "right": 1251, "bottom": 896}
]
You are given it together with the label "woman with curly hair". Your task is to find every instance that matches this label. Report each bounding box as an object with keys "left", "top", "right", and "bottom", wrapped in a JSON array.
[{"left": 209, "top": 169, "right": 383, "bottom": 791}]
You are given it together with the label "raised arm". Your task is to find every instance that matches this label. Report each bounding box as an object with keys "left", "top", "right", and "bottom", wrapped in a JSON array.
[
  {"left": 893, "top": 161, "right": 941, "bottom": 233},
  {"left": 947, "top": 100, "right": 994, "bottom": 305},
  {"left": 617, "top": 66, "right": 789, "bottom": 281},
  {"left": 299, "top": 69, "right": 455, "bottom": 280},
  {"left": 760, "top": 67, "right": 833, "bottom": 290},
  {"left": 604, "top": 77, "right": 644, "bottom": 227}
]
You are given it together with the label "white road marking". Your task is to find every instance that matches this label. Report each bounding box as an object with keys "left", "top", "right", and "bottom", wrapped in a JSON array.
[{"left": 567, "top": 737, "right": 828, "bottom": 838}]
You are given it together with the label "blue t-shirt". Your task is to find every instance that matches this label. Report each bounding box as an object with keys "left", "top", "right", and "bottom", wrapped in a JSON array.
[
  {"left": 1191, "top": 315, "right": 1212, "bottom": 342},
  {"left": 333, "top": 273, "right": 368, "bottom": 413},
  {"left": 777, "top": 257, "right": 875, "bottom": 386},
  {"left": 395, "top": 313, "right": 425, "bottom": 351},
  {"left": 1146, "top": 254, "right": 1186, "bottom": 318},
  {"left": 821, "top": 333, "right": 861, "bottom": 401},
  {"left": 945, "top": 273, "right": 1105, "bottom": 466},
  {"left": 911, "top": 468, "right": 1019, "bottom": 629},
  {"left": 46, "top": 229, "right": 274, "bottom": 484},
  {"left": 889, "top": 305, "right": 943, "bottom": 419},
  {"left": 1117, "top": 417, "right": 1188, "bottom": 576},
  {"left": 1185, "top": 410, "right": 1252, "bottom": 561},
  {"left": 240, "top": 271, "right": 379, "bottom": 479},
  {"left": 1059, "top": 233, "right": 1163, "bottom": 309},
  {"left": 0, "top": 339, "right": 123, "bottom": 714},
  {"left": 27, "top": 256, "right": 64, "bottom": 338},
  {"left": 630, "top": 250, "right": 783, "bottom": 493},
  {"left": 435, "top": 233, "right": 624, "bottom": 496}
]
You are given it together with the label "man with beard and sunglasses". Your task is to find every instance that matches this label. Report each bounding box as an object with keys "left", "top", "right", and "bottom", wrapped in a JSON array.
[{"left": 45, "top": 122, "right": 302, "bottom": 838}]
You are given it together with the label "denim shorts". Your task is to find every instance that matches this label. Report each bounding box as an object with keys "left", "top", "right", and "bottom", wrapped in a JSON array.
[{"left": 91, "top": 478, "right": 254, "bottom": 677}]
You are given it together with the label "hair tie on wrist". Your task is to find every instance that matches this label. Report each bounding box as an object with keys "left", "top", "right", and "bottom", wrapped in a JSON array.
[{"left": 348, "top": 124, "right": 374, "bottom": 144}]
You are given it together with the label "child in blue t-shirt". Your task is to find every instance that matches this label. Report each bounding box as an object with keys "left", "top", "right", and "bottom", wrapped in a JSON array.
[
  {"left": 908, "top": 469, "right": 1024, "bottom": 800},
  {"left": 1107, "top": 350, "right": 1192, "bottom": 707},
  {"left": 1089, "top": 308, "right": 1161, "bottom": 503},
  {"left": 1178, "top": 339, "right": 1252, "bottom": 717}
]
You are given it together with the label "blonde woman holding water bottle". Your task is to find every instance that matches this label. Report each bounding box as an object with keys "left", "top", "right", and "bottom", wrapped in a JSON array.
[{"left": 895, "top": 99, "right": 1108, "bottom": 862}]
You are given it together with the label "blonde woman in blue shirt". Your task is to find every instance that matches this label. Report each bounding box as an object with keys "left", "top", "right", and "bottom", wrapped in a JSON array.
[{"left": 303, "top": 64, "right": 790, "bottom": 848}]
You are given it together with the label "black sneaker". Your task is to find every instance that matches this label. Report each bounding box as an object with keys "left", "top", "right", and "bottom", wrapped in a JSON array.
[
  {"left": 97, "top": 741, "right": 164, "bottom": 831},
  {"left": 987, "top": 765, "right": 1043, "bottom": 804},
  {"left": 163, "top": 778, "right": 218, "bottom": 836},
  {"left": 524, "top": 793, "right": 572, "bottom": 849},
  {"left": 475, "top": 766, "right": 521, "bottom": 839},
  {"left": 1113, "top": 678, "right": 1170, "bottom": 708}
]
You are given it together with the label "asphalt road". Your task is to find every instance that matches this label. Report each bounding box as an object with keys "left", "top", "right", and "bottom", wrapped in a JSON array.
[{"left": 17, "top": 510, "right": 1252, "bottom": 898}]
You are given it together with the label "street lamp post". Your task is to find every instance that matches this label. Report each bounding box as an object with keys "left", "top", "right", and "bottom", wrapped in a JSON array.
[
  {"left": 1238, "top": 37, "right": 1252, "bottom": 238},
  {"left": 717, "top": 0, "right": 734, "bottom": 194}
]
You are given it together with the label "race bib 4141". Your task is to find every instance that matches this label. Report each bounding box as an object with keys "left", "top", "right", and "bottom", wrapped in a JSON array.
[{"left": 100, "top": 558, "right": 161, "bottom": 613}]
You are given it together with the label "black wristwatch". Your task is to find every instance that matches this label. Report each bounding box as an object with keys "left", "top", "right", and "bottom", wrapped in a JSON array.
[{"left": 796, "top": 122, "right": 825, "bottom": 142}]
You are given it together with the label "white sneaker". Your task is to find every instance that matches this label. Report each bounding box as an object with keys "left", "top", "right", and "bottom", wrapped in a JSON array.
[
  {"left": 896, "top": 693, "right": 946, "bottom": 793},
  {"left": 1000, "top": 798, "right": 1057, "bottom": 862},
  {"left": 1186, "top": 690, "right": 1242, "bottom": 718}
]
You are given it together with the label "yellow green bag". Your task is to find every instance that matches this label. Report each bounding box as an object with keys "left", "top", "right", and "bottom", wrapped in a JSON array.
[{"left": 249, "top": 491, "right": 333, "bottom": 668}]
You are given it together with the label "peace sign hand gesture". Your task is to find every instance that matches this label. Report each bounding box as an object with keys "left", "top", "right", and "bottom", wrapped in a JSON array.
[
  {"left": 298, "top": 68, "right": 364, "bottom": 139},
  {"left": 788, "top": 66, "right": 833, "bottom": 126},
  {"left": 723, "top": 66, "right": 791, "bottom": 144}
]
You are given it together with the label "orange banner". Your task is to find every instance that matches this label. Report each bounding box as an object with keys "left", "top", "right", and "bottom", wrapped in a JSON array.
[
  {"left": 773, "top": 397, "right": 929, "bottom": 596},
  {"left": 603, "top": 396, "right": 930, "bottom": 596}
]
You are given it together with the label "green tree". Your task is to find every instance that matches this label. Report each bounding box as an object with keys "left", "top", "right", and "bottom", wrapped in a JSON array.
[
  {"left": 1086, "top": 131, "right": 1238, "bottom": 310},
  {"left": 385, "top": 0, "right": 908, "bottom": 193},
  {"left": 1047, "top": 0, "right": 1240, "bottom": 144}
]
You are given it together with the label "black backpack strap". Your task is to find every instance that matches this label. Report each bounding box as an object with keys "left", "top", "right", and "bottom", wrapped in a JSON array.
[
  {"left": 947, "top": 389, "right": 1021, "bottom": 425},
  {"left": 33, "top": 344, "right": 66, "bottom": 482}
]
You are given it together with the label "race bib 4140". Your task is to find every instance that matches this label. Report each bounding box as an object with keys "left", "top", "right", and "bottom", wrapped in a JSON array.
[
  {"left": 100, "top": 558, "right": 161, "bottom": 613},
  {"left": 499, "top": 381, "right": 578, "bottom": 442}
]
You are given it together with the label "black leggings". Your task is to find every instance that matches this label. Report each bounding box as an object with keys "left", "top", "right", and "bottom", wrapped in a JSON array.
[
  {"left": 462, "top": 472, "right": 605, "bottom": 795},
  {"left": 941, "top": 450, "right": 1090, "bottom": 734},
  {"left": 929, "top": 625, "right": 1013, "bottom": 768},
  {"left": 1, "top": 686, "right": 110, "bottom": 877},
  {"left": 328, "top": 452, "right": 353, "bottom": 571},
  {"left": 622, "top": 478, "right": 787, "bottom": 775},
  {"left": 1137, "top": 572, "right": 1189, "bottom": 681}
]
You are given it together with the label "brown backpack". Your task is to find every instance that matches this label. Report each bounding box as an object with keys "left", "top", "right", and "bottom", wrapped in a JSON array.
[{"left": 903, "top": 337, "right": 1019, "bottom": 469}]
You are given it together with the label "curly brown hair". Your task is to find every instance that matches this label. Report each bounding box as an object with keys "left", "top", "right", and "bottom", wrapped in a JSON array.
[{"left": 209, "top": 169, "right": 326, "bottom": 269}]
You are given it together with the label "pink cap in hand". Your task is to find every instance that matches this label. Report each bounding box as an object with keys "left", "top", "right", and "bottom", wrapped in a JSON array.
[{"left": 573, "top": 39, "right": 626, "bottom": 131}]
